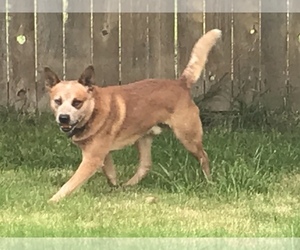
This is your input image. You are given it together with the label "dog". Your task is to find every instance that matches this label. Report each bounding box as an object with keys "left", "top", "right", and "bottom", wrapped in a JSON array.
[{"left": 44, "top": 29, "right": 222, "bottom": 202}]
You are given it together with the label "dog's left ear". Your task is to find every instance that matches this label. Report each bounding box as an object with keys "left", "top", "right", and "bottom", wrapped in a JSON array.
[{"left": 78, "top": 65, "right": 95, "bottom": 87}]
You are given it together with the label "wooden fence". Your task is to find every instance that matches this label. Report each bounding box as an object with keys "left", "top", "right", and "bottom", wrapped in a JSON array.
[{"left": 0, "top": 0, "right": 300, "bottom": 112}]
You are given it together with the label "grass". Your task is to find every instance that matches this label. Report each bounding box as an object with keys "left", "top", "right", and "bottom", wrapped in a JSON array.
[{"left": 0, "top": 109, "right": 300, "bottom": 237}]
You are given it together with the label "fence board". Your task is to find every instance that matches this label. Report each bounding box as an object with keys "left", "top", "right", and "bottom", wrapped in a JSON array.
[
  {"left": 36, "top": 13, "right": 63, "bottom": 111},
  {"left": 148, "top": 1, "right": 175, "bottom": 79},
  {"left": 204, "top": 0, "right": 233, "bottom": 111},
  {"left": 121, "top": 1, "right": 148, "bottom": 84},
  {"left": 288, "top": 0, "right": 300, "bottom": 111},
  {"left": 0, "top": 10, "right": 7, "bottom": 107},
  {"left": 260, "top": 3, "right": 288, "bottom": 109},
  {"left": 65, "top": 3, "right": 91, "bottom": 80},
  {"left": 232, "top": 1, "right": 260, "bottom": 109},
  {"left": 177, "top": 0, "right": 203, "bottom": 98},
  {"left": 93, "top": 1, "right": 120, "bottom": 86},
  {"left": 8, "top": 12, "right": 36, "bottom": 111}
]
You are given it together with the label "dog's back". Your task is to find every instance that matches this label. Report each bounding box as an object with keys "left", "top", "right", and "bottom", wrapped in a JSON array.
[{"left": 95, "top": 29, "right": 222, "bottom": 143}]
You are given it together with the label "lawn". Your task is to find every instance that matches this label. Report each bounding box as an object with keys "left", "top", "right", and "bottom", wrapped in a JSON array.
[{"left": 0, "top": 110, "right": 300, "bottom": 237}]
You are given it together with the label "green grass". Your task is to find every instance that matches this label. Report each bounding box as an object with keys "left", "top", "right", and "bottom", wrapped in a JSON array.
[{"left": 0, "top": 109, "right": 300, "bottom": 237}]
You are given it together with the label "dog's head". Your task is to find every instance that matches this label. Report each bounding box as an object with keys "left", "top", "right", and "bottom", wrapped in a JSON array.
[{"left": 44, "top": 65, "right": 96, "bottom": 135}]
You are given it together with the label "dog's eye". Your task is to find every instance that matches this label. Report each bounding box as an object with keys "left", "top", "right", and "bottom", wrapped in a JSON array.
[
  {"left": 54, "top": 99, "right": 62, "bottom": 105},
  {"left": 72, "top": 99, "right": 83, "bottom": 109}
]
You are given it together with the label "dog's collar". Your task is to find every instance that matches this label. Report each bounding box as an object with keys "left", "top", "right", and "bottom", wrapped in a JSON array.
[{"left": 67, "top": 125, "right": 86, "bottom": 138}]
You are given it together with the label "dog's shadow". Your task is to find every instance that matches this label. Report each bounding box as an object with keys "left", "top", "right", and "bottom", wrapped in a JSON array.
[
  {"left": 49, "top": 170, "right": 145, "bottom": 198},
  {"left": 83, "top": 172, "right": 147, "bottom": 196}
]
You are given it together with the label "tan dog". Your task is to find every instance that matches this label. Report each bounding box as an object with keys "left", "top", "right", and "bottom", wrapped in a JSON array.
[{"left": 45, "top": 29, "right": 222, "bottom": 202}]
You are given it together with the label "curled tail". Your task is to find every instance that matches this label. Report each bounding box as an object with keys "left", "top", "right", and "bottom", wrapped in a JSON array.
[{"left": 180, "top": 29, "right": 222, "bottom": 88}]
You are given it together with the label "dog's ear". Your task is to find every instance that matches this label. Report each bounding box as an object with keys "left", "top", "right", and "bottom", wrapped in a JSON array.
[
  {"left": 44, "top": 67, "right": 60, "bottom": 89},
  {"left": 78, "top": 65, "right": 95, "bottom": 87}
]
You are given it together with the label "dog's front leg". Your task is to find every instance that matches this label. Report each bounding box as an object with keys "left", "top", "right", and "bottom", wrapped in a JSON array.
[{"left": 49, "top": 149, "right": 107, "bottom": 203}]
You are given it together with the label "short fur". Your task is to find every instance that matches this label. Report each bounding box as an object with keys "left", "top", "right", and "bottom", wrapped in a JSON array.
[{"left": 45, "top": 29, "right": 222, "bottom": 202}]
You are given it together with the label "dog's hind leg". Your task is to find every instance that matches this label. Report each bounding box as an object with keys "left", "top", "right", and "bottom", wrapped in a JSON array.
[
  {"left": 170, "top": 106, "right": 211, "bottom": 180},
  {"left": 102, "top": 153, "right": 117, "bottom": 187},
  {"left": 123, "top": 135, "right": 153, "bottom": 186}
]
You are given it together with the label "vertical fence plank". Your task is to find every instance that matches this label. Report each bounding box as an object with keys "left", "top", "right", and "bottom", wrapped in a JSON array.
[
  {"left": 9, "top": 4, "right": 36, "bottom": 111},
  {"left": 148, "top": 0, "right": 175, "bottom": 79},
  {"left": 121, "top": 0, "right": 148, "bottom": 84},
  {"left": 261, "top": 3, "right": 288, "bottom": 109},
  {"left": 289, "top": 0, "right": 300, "bottom": 111},
  {"left": 36, "top": 13, "right": 63, "bottom": 111},
  {"left": 93, "top": 1, "right": 120, "bottom": 86},
  {"left": 0, "top": 4, "right": 7, "bottom": 107},
  {"left": 177, "top": 0, "right": 203, "bottom": 98},
  {"left": 204, "top": 0, "right": 233, "bottom": 111},
  {"left": 232, "top": 1, "right": 260, "bottom": 110},
  {"left": 65, "top": 1, "right": 92, "bottom": 79}
]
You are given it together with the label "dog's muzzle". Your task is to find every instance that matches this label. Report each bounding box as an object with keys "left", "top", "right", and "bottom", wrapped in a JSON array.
[{"left": 57, "top": 115, "right": 78, "bottom": 134}]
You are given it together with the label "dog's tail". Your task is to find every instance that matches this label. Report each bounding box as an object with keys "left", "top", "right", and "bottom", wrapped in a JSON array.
[{"left": 179, "top": 29, "right": 222, "bottom": 88}]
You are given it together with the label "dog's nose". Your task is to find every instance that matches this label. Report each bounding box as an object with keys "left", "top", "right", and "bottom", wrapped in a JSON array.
[{"left": 59, "top": 114, "right": 70, "bottom": 124}]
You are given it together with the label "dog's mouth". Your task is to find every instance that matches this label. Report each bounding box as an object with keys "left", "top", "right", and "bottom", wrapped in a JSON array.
[{"left": 59, "top": 122, "right": 78, "bottom": 134}]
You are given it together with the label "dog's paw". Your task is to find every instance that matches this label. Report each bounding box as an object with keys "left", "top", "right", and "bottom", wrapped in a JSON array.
[
  {"left": 47, "top": 195, "right": 61, "bottom": 204},
  {"left": 108, "top": 184, "right": 125, "bottom": 192},
  {"left": 205, "top": 177, "right": 215, "bottom": 186}
]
